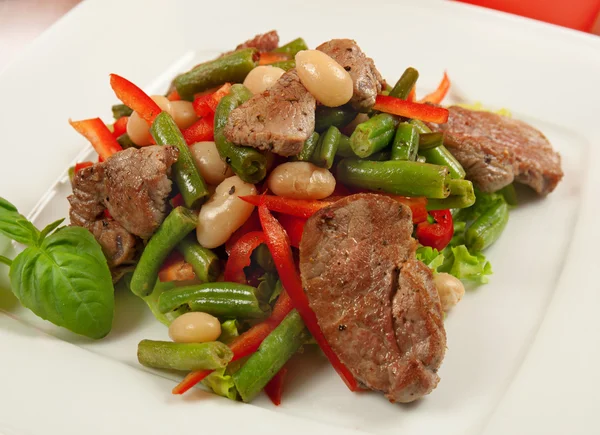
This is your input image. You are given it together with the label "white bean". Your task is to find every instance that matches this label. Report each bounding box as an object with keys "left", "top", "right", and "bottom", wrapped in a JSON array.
[
  {"left": 126, "top": 95, "right": 172, "bottom": 146},
  {"left": 168, "top": 312, "right": 221, "bottom": 343},
  {"left": 196, "top": 176, "right": 257, "bottom": 248},
  {"left": 295, "top": 50, "right": 353, "bottom": 107},
  {"left": 433, "top": 273, "right": 465, "bottom": 312},
  {"left": 189, "top": 141, "right": 233, "bottom": 185},
  {"left": 243, "top": 66, "right": 285, "bottom": 94},
  {"left": 168, "top": 100, "right": 198, "bottom": 129},
  {"left": 267, "top": 161, "right": 336, "bottom": 200}
]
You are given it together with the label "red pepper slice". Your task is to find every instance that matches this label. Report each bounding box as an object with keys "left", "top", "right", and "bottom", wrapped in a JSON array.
[
  {"left": 182, "top": 116, "right": 214, "bottom": 144},
  {"left": 167, "top": 89, "right": 181, "bottom": 101},
  {"left": 223, "top": 231, "right": 266, "bottom": 284},
  {"left": 373, "top": 95, "right": 449, "bottom": 124},
  {"left": 258, "top": 52, "right": 290, "bottom": 65},
  {"left": 109, "top": 74, "right": 162, "bottom": 125},
  {"left": 416, "top": 209, "right": 454, "bottom": 251},
  {"left": 240, "top": 195, "right": 334, "bottom": 219},
  {"left": 264, "top": 367, "right": 288, "bottom": 406},
  {"left": 74, "top": 161, "right": 94, "bottom": 173},
  {"left": 225, "top": 210, "right": 261, "bottom": 255},
  {"left": 192, "top": 83, "right": 232, "bottom": 117},
  {"left": 258, "top": 205, "right": 358, "bottom": 391},
  {"left": 158, "top": 251, "right": 196, "bottom": 282},
  {"left": 172, "top": 290, "right": 294, "bottom": 395},
  {"left": 276, "top": 214, "right": 306, "bottom": 248},
  {"left": 69, "top": 118, "right": 123, "bottom": 161},
  {"left": 418, "top": 72, "right": 451, "bottom": 105},
  {"left": 170, "top": 193, "right": 185, "bottom": 208},
  {"left": 112, "top": 116, "right": 129, "bottom": 138}
]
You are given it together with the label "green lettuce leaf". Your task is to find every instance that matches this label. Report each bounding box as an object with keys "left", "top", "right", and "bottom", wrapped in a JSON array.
[
  {"left": 218, "top": 319, "right": 239, "bottom": 344},
  {"left": 439, "top": 245, "right": 492, "bottom": 285},
  {"left": 416, "top": 246, "right": 445, "bottom": 273},
  {"left": 202, "top": 367, "right": 238, "bottom": 401}
]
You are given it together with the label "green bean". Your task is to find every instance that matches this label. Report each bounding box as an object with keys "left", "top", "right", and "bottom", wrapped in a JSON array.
[
  {"left": 312, "top": 126, "right": 340, "bottom": 169},
  {"left": 314, "top": 105, "right": 357, "bottom": 132},
  {"left": 174, "top": 48, "right": 258, "bottom": 101},
  {"left": 391, "top": 123, "right": 419, "bottom": 161},
  {"left": 337, "top": 159, "right": 450, "bottom": 198},
  {"left": 427, "top": 179, "right": 476, "bottom": 210},
  {"left": 176, "top": 236, "right": 220, "bottom": 283},
  {"left": 272, "top": 38, "right": 308, "bottom": 56},
  {"left": 419, "top": 132, "right": 444, "bottom": 150},
  {"left": 233, "top": 310, "right": 308, "bottom": 402},
  {"left": 214, "top": 84, "right": 267, "bottom": 184},
  {"left": 390, "top": 67, "right": 419, "bottom": 99},
  {"left": 252, "top": 243, "right": 276, "bottom": 273},
  {"left": 130, "top": 207, "right": 197, "bottom": 297},
  {"left": 137, "top": 340, "right": 233, "bottom": 371},
  {"left": 116, "top": 133, "right": 136, "bottom": 149},
  {"left": 151, "top": 112, "right": 209, "bottom": 208},
  {"left": 411, "top": 119, "right": 466, "bottom": 179},
  {"left": 112, "top": 103, "right": 133, "bottom": 119},
  {"left": 366, "top": 150, "right": 391, "bottom": 161},
  {"left": 498, "top": 183, "right": 518, "bottom": 206},
  {"left": 158, "top": 282, "right": 271, "bottom": 319},
  {"left": 295, "top": 132, "right": 320, "bottom": 161},
  {"left": 465, "top": 199, "right": 509, "bottom": 252},
  {"left": 350, "top": 113, "right": 396, "bottom": 158},
  {"left": 336, "top": 134, "right": 356, "bottom": 158},
  {"left": 268, "top": 60, "right": 295, "bottom": 71}
]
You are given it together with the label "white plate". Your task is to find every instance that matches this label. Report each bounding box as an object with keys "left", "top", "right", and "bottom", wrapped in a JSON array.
[{"left": 1, "top": 1, "right": 599, "bottom": 434}]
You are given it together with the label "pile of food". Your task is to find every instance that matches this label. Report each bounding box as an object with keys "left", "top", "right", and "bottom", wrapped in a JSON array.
[{"left": 0, "top": 30, "right": 563, "bottom": 405}]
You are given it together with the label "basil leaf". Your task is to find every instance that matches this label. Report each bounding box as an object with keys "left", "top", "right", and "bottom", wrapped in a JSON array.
[
  {"left": 38, "top": 218, "right": 65, "bottom": 242},
  {"left": 0, "top": 197, "right": 40, "bottom": 246},
  {"left": 10, "top": 226, "right": 114, "bottom": 339}
]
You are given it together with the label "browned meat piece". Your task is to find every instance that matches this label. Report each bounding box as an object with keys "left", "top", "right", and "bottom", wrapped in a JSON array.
[
  {"left": 103, "top": 146, "right": 179, "bottom": 238},
  {"left": 427, "top": 106, "right": 563, "bottom": 194},
  {"left": 299, "top": 194, "right": 446, "bottom": 403},
  {"left": 235, "top": 30, "right": 279, "bottom": 52},
  {"left": 88, "top": 218, "right": 138, "bottom": 268},
  {"left": 223, "top": 69, "right": 316, "bottom": 156},
  {"left": 68, "top": 146, "right": 178, "bottom": 268},
  {"left": 316, "top": 39, "right": 384, "bottom": 112}
]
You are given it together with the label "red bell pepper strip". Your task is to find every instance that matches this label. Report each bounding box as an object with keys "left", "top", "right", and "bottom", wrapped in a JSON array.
[
  {"left": 167, "top": 89, "right": 181, "bottom": 101},
  {"left": 225, "top": 210, "right": 261, "bottom": 254},
  {"left": 74, "top": 161, "right": 94, "bottom": 173},
  {"left": 258, "top": 52, "right": 290, "bottom": 65},
  {"left": 182, "top": 116, "right": 214, "bottom": 144},
  {"left": 112, "top": 116, "right": 129, "bottom": 138},
  {"left": 407, "top": 86, "right": 416, "bottom": 102},
  {"left": 258, "top": 205, "right": 358, "bottom": 391},
  {"left": 192, "top": 83, "right": 232, "bottom": 117},
  {"left": 418, "top": 72, "right": 451, "bottom": 105},
  {"left": 265, "top": 367, "right": 288, "bottom": 406},
  {"left": 276, "top": 214, "right": 306, "bottom": 248},
  {"left": 109, "top": 74, "right": 162, "bottom": 125},
  {"left": 240, "top": 195, "right": 334, "bottom": 219},
  {"left": 223, "top": 231, "right": 266, "bottom": 284},
  {"left": 373, "top": 95, "right": 449, "bottom": 124},
  {"left": 69, "top": 118, "right": 123, "bottom": 161},
  {"left": 158, "top": 251, "right": 196, "bottom": 282},
  {"left": 170, "top": 193, "right": 185, "bottom": 208},
  {"left": 416, "top": 209, "right": 454, "bottom": 251},
  {"left": 172, "top": 290, "right": 294, "bottom": 395}
]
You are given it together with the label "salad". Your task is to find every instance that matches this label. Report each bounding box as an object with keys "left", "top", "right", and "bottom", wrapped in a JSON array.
[{"left": 0, "top": 30, "right": 563, "bottom": 405}]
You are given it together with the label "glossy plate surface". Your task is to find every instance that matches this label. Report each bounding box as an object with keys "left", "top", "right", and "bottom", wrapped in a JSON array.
[{"left": 1, "top": 1, "right": 599, "bottom": 434}]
